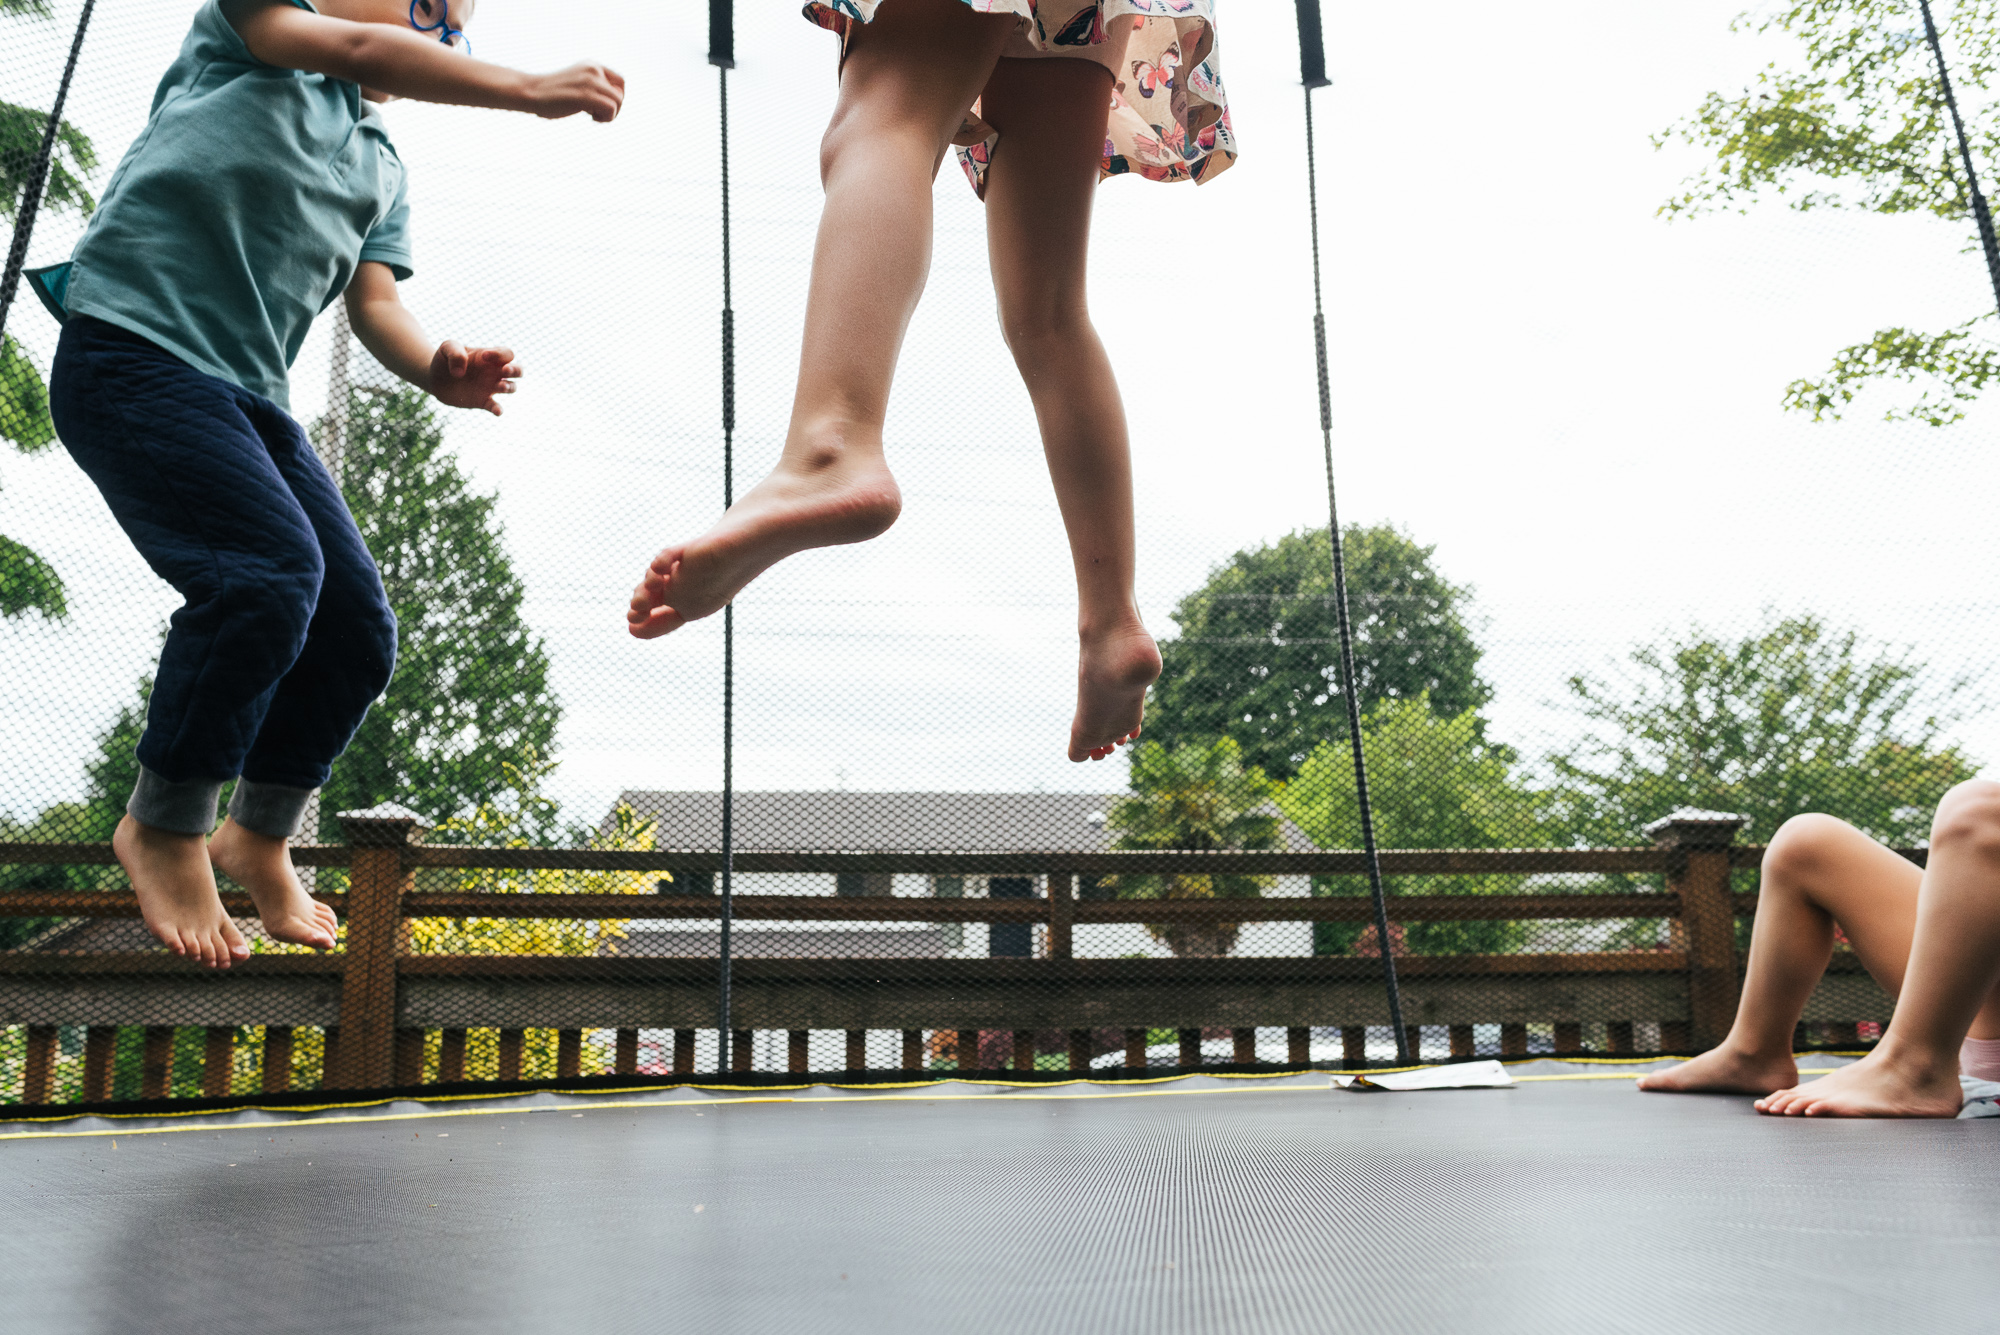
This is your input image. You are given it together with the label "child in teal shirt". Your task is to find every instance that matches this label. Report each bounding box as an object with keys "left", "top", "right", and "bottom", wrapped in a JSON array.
[{"left": 35, "top": 0, "right": 622, "bottom": 968}]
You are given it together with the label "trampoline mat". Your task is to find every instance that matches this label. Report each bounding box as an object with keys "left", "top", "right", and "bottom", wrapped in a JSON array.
[{"left": 2, "top": 1063, "right": 1995, "bottom": 1335}]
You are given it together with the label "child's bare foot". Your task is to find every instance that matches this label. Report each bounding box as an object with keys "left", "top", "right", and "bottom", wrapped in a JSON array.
[
  {"left": 1636, "top": 1044, "right": 1797, "bottom": 1095},
  {"left": 628, "top": 449, "right": 901, "bottom": 638},
  {"left": 1753, "top": 1048, "right": 1965, "bottom": 1118},
  {"left": 114, "top": 814, "right": 248, "bottom": 969},
  {"left": 1070, "top": 622, "right": 1161, "bottom": 762},
  {"left": 209, "top": 818, "right": 337, "bottom": 950}
]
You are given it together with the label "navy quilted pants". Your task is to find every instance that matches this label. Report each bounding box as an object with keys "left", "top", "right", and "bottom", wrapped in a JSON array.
[{"left": 49, "top": 316, "right": 396, "bottom": 837}]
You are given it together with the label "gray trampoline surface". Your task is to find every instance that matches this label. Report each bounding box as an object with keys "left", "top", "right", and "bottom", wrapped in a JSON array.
[{"left": 2, "top": 1062, "right": 1995, "bottom": 1335}]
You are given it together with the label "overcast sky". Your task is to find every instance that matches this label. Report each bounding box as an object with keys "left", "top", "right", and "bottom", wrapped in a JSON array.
[{"left": 4, "top": 0, "right": 1998, "bottom": 830}]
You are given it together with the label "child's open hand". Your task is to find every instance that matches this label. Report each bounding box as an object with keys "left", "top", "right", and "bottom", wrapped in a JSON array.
[
  {"left": 428, "top": 341, "right": 520, "bottom": 415},
  {"left": 526, "top": 63, "right": 625, "bottom": 123}
]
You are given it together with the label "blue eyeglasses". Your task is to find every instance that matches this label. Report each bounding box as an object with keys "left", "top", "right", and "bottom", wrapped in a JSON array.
[{"left": 409, "top": 0, "right": 470, "bottom": 56}]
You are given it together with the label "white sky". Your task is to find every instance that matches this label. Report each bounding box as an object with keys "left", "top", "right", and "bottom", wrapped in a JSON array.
[{"left": 3, "top": 0, "right": 1999, "bottom": 829}]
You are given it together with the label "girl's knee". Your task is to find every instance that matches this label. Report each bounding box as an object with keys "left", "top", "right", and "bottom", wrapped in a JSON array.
[
  {"left": 818, "top": 90, "right": 954, "bottom": 187},
  {"left": 1929, "top": 780, "right": 2000, "bottom": 860},
  {"left": 995, "top": 295, "right": 1093, "bottom": 360}
]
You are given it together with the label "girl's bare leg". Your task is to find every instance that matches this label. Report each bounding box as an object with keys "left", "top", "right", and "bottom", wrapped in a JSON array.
[
  {"left": 1638, "top": 813, "right": 1924, "bottom": 1094},
  {"left": 980, "top": 56, "right": 1161, "bottom": 761},
  {"left": 630, "top": 0, "right": 1013, "bottom": 637},
  {"left": 1758, "top": 781, "right": 2000, "bottom": 1117}
]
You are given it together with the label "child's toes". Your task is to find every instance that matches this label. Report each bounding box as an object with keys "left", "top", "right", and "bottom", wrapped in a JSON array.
[{"left": 223, "top": 918, "right": 250, "bottom": 960}]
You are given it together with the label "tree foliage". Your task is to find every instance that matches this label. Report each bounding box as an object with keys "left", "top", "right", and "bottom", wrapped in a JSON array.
[
  {"left": 1660, "top": 0, "right": 2000, "bottom": 422},
  {"left": 1550, "top": 611, "right": 1980, "bottom": 848},
  {"left": 1105, "top": 737, "right": 1279, "bottom": 957},
  {"left": 1280, "top": 696, "right": 1537, "bottom": 956},
  {"left": 317, "top": 387, "right": 560, "bottom": 833},
  {"left": 408, "top": 748, "right": 655, "bottom": 957},
  {"left": 1145, "top": 525, "right": 1492, "bottom": 782},
  {"left": 1, "top": 98, "right": 97, "bottom": 223},
  {"left": 1, "top": 0, "right": 94, "bottom": 619},
  {"left": 0, "top": 331, "right": 63, "bottom": 617}
]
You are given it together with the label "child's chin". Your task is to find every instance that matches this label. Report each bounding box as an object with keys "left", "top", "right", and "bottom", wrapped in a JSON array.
[{"left": 360, "top": 87, "right": 398, "bottom": 104}]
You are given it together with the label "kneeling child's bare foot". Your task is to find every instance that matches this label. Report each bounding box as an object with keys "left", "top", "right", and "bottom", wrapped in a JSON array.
[
  {"left": 1753, "top": 1048, "right": 1964, "bottom": 1118},
  {"left": 209, "top": 818, "right": 338, "bottom": 950},
  {"left": 114, "top": 814, "right": 247, "bottom": 969},
  {"left": 1636, "top": 1044, "right": 1797, "bottom": 1095},
  {"left": 1070, "top": 623, "right": 1162, "bottom": 762},
  {"left": 628, "top": 451, "right": 901, "bottom": 638}
]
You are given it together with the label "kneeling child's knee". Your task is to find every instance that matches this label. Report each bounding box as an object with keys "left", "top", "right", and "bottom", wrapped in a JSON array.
[
  {"left": 1761, "top": 812, "right": 1854, "bottom": 883},
  {"left": 1929, "top": 779, "right": 2000, "bottom": 860}
]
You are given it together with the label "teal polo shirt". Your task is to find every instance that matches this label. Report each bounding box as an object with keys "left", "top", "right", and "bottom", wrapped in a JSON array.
[{"left": 30, "top": 0, "right": 413, "bottom": 411}]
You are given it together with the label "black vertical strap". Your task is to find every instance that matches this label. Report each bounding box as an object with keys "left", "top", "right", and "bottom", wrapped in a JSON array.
[
  {"left": 713, "top": 14, "right": 737, "bottom": 1074},
  {"left": 0, "top": 0, "right": 97, "bottom": 342},
  {"left": 1293, "top": 0, "right": 1330, "bottom": 90},
  {"left": 709, "top": 0, "right": 736, "bottom": 70},
  {"left": 1297, "top": 1, "right": 1410, "bottom": 1065},
  {"left": 1918, "top": 0, "right": 2000, "bottom": 321}
]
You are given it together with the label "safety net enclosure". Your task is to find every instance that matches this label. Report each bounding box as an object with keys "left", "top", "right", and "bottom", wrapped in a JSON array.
[{"left": 4, "top": 0, "right": 2000, "bottom": 1110}]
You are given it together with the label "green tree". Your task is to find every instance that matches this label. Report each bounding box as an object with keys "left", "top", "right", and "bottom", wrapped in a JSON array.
[
  {"left": 1280, "top": 696, "right": 1539, "bottom": 956},
  {"left": 1549, "top": 612, "right": 1979, "bottom": 849},
  {"left": 318, "top": 386, "right": 560, "bottom": 833},
  {"left": 1145, "top": 525, "right": 1493, "bottom": 782},
  {"left": 1, "top": 0, "right": 97, "bottom": 618},
  {"left": 1661, "top": 1, "right": 2000, "bottom": 424},
  {"left": 1105, "top": 737, "right": 1280, "bottom": 957}
]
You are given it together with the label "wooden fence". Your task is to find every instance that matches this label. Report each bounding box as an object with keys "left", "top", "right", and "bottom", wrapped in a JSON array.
[{"left": 0, "top": 811, "right": 1897, "bottom": 1106}]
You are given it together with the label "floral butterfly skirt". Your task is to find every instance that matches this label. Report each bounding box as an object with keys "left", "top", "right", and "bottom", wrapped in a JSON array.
[{"left": 804, "top": 1, "right": 1236, "bottom": 196}]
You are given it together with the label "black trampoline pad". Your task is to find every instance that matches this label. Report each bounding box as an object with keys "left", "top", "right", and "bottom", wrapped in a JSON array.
[{"left": 2, "top": 1078, "right": 1994, "bottom": 1335}]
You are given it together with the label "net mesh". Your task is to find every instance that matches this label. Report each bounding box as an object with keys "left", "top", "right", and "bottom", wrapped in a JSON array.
[{"left": 3, "top": 0, "right": 1994, "bottom": 1104}]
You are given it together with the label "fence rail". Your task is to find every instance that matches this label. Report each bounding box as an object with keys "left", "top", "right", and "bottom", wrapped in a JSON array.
[{"left": 0, "top": 813, "right": 1904, "bottom": 1108}]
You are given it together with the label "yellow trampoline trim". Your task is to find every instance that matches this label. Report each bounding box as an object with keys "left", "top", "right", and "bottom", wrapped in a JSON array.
[{"left": 0, "top": 1056, "right": 1790, "bottom": 1142}]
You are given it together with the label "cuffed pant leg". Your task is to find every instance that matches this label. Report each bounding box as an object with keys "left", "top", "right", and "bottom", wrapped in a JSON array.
[
  {"left": 225, "top": 778, "right": 316, "bottom": 840},
  {"left": 126, "top": 766, "right": 224, "bottom": 836}
]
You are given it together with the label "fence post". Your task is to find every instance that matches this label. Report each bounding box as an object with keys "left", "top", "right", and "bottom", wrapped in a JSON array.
[
  {"left": 1047, "top": 873, "right": 1073, "bottom": 959},
  {"left": 23, "top": 1025, "right": 56, "bottom": 1104},
  {"left": 82, "top": 1026, "right": 116, "bottom": 1101},
  {"left": 141, "top": 1026, "right": 175, "bottom": 1099},
  {"left": 1645, "top": 808, "right": 1750, "bottom": 1052},
  {"left": 201, "top": 1026, "right": 235, "bottom": 1098},
  {"left": 262, "top": 1026, "right": 294, "bottom": 1093},
  {"left": 334, "top": 804, "right": 426, "bottom": 1089}
]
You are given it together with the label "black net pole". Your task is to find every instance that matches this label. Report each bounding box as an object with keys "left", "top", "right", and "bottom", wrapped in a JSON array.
[
  {"left": 1296, "top": 0, "right": 1410, "bottom": 1064},
  {"left": 711, "top": 1, "right": 736, "bottom": 1075},
  {"left": 0, "top": 0, "right": 97, "bottom": 342},
  {"left": 1917, "top": 0, "right": 2000, "bottom": 321}
]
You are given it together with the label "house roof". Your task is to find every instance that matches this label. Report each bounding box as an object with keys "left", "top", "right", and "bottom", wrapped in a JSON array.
[{"left": 607, "top": 790, "right": 1316, "bottom": 852}]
